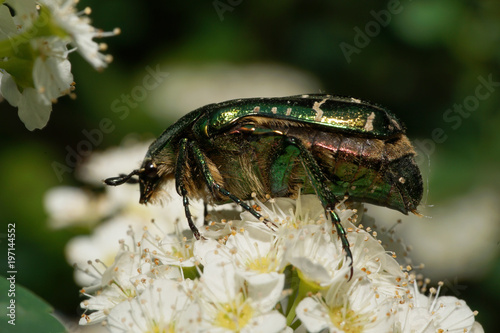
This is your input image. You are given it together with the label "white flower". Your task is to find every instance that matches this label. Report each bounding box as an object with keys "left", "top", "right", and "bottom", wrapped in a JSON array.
[
  {"left": 141, "top": 222, "right": 199, "bottom": 268},
  {"left": 197, "top": 256, "right": 287, "bottom": 333},
  {"left": 44, "top": 186, "right": 102, "bottom": 229},
  {"left": 31, "top": 37, "right": 74, "bottom": 104},
  {"left": 0, "top": 0, "right": 118, "bottom": 129},
  {"left": 0, "top": 2, "right": 72, "bottom": 130},
  {"left": 79, "top": 248, "right": 152, "bottom": 325},
  {"left": 67, "top": 219, "right": 135, "bottom": 286},
  {"left": 39, "top": 0, "right": 120, "bottom": 69},
  {"left": 394, "top": 280, "right": 481, "bottom": 333},
  {"left": 296, "top": 276, "right": 395, "bottom": 333},
  {"left": 194, "top": 218, "right": 284, "bottom": 273},
  {"left": 106, "top": 278, "right": 200, "bottom": 333},
  {"left": 272, "top": 195, "right": 406, "bottom": 297},
  {"left": 193, "top": 228, "right": 286, "bottom": 313},
  {"left": 222, "top": 225, "right": 286, "bottom": 310}
]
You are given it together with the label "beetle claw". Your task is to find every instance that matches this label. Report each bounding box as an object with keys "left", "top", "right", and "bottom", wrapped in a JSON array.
[{"left": 262, "top": 218, "right": 279, "bottom": 232}]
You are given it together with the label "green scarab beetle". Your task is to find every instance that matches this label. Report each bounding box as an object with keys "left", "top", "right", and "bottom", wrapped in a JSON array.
[{"left": 105, "top": 94, "right": 423, "bottom": 277}]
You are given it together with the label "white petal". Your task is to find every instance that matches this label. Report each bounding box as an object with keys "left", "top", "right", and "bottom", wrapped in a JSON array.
[
  {"left": 288, "top": 256, "right": 333, "bottom": 284},
  {"left": 33, "top": 55, "right": 73, "bottom": 104},
  {"left": 44, "top": 186, "right": 93, "bottom": 228},
  {"left": 5, "top": 0, "right": 37, "bottom": 26},
  {"left": 101, "top": 250, "right": 147, "bottom": 290},
  {"left": 399, "top": 307, "right": 434, "bottom": 333},
  {"left": 104, "top": 300, "right": 138, "bottom": 330},
  {"left": 237, "top": 271, "right": 284, "bottom": 312},
  {"left": 0, "top": 5, "right": 18, "bottom": 38},
  {"left": 193, "top": 237, "right": 222, "bottom": 266},
  {"left": 0, "top": 72, "right": 22, "bottom": 107},
  {"left": 65, "top": 218, "right": 138, "bottom": 286},
  {"left": 17, "top": 88, "right": 52, "bottom": 130},
  {"left": 281, "top": 327, "right": 296, "bottom": 333},
  {"left": 241, "top": 311, "right": 287, "bottom": 333},
  {"left": 471, "top": 322, "right": 484, "bottom": 333},
  {"left": 432, "top": 296, "right": 475, "bottom": 332},
  {"left": 201, "top": 256, "right": 238, "bottom": 303},
  {"left": 296, "top": 297, "right": 329, "bottom": 333}
]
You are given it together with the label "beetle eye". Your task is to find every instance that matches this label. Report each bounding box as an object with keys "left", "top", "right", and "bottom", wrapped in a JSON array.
[{"left": 143, "top": 161, "right": 158, "bottom": 178}]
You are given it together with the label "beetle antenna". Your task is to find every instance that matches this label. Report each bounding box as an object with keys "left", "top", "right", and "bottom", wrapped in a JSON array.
[{"left": 104, "top": 169, "right": 141, "bottom": 186}]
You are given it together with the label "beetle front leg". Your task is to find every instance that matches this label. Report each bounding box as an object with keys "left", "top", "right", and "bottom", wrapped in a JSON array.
[
  {"left": 175, "top": 138, "right": 202, "bottom": 240},
  {"left": 187, "top": 140, "right": 277, "bottom": 231},
  {"left": 285, "top": 137, "right": 354, "bottom": 279}
]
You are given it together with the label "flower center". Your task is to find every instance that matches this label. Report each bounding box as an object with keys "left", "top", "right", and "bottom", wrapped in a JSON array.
[
  {"left": 328, "top": 306, "right": 366, "bottom": 333},
  {"left": 171, "top": 244, "right": 192, "bottom": 260},
  {"left": 246, "top": 256, "right": 275, "bottom": 273},
  {"left": 214, "top": 300, "right": 254, "bottom": 331}
]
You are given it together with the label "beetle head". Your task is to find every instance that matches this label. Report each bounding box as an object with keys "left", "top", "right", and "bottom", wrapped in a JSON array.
[
  {"left": 103, "top": 159, "right": 162, "bottom": 205},
  {"left": 138, "top": 159, "right": 161, "bottom": 204}
]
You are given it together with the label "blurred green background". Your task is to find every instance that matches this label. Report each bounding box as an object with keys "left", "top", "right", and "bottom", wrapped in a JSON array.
[{"left": 1, "top": 0, "right": 499, "bottom": 331}]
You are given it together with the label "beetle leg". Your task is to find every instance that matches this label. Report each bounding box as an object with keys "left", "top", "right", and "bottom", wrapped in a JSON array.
[
  {"left": 175, "top": 138, "right": 202, "bottom": 240},
  {"left": 187, "top": 140, "right": 277, "bottom": 231},
  {"left": 285, "top": 136, "right": 354, "bottom": 279}
]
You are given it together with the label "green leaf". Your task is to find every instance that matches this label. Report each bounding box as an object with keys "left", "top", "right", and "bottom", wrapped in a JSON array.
[{"left": 0, "top": 275, "right": 67, "bottom": 333}]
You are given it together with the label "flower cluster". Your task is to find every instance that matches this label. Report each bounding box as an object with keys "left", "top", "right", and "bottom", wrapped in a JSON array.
[
  {"left": 0, "top": 0, "right": 119, "bottom": 130},
  {"left": 74, "top": 193, "right": 482, "bottom": 332},
  {"left": 47, "top": 143, "right": 481, "bottom": 332}
]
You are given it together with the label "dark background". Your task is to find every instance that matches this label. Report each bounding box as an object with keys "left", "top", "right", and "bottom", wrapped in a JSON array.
[{"left": 1, "top": 1, "right": 499, "bottom": 330}]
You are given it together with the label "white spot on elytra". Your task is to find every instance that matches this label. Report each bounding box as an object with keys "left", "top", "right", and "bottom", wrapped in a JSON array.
[
  {"left": 271, "top": 107, "right": 278, "bottom": 114},
  {"left": 302, "top": 94, "right": 309, "bottom": 98},
  {"left": 286, "top": 107, "right": 292, "bottom": 115},
  {"left": 312, "top": 98, "right": 328, "bottom": 121},
  {"left": 253, "top": 106, "right": 260, "bottom": 113},
  {"left": 364, "top": 112, "right": 376, "bottom": 131},
  {"left": 399, "top": 177, "right": 406, "bottom": 184}
]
